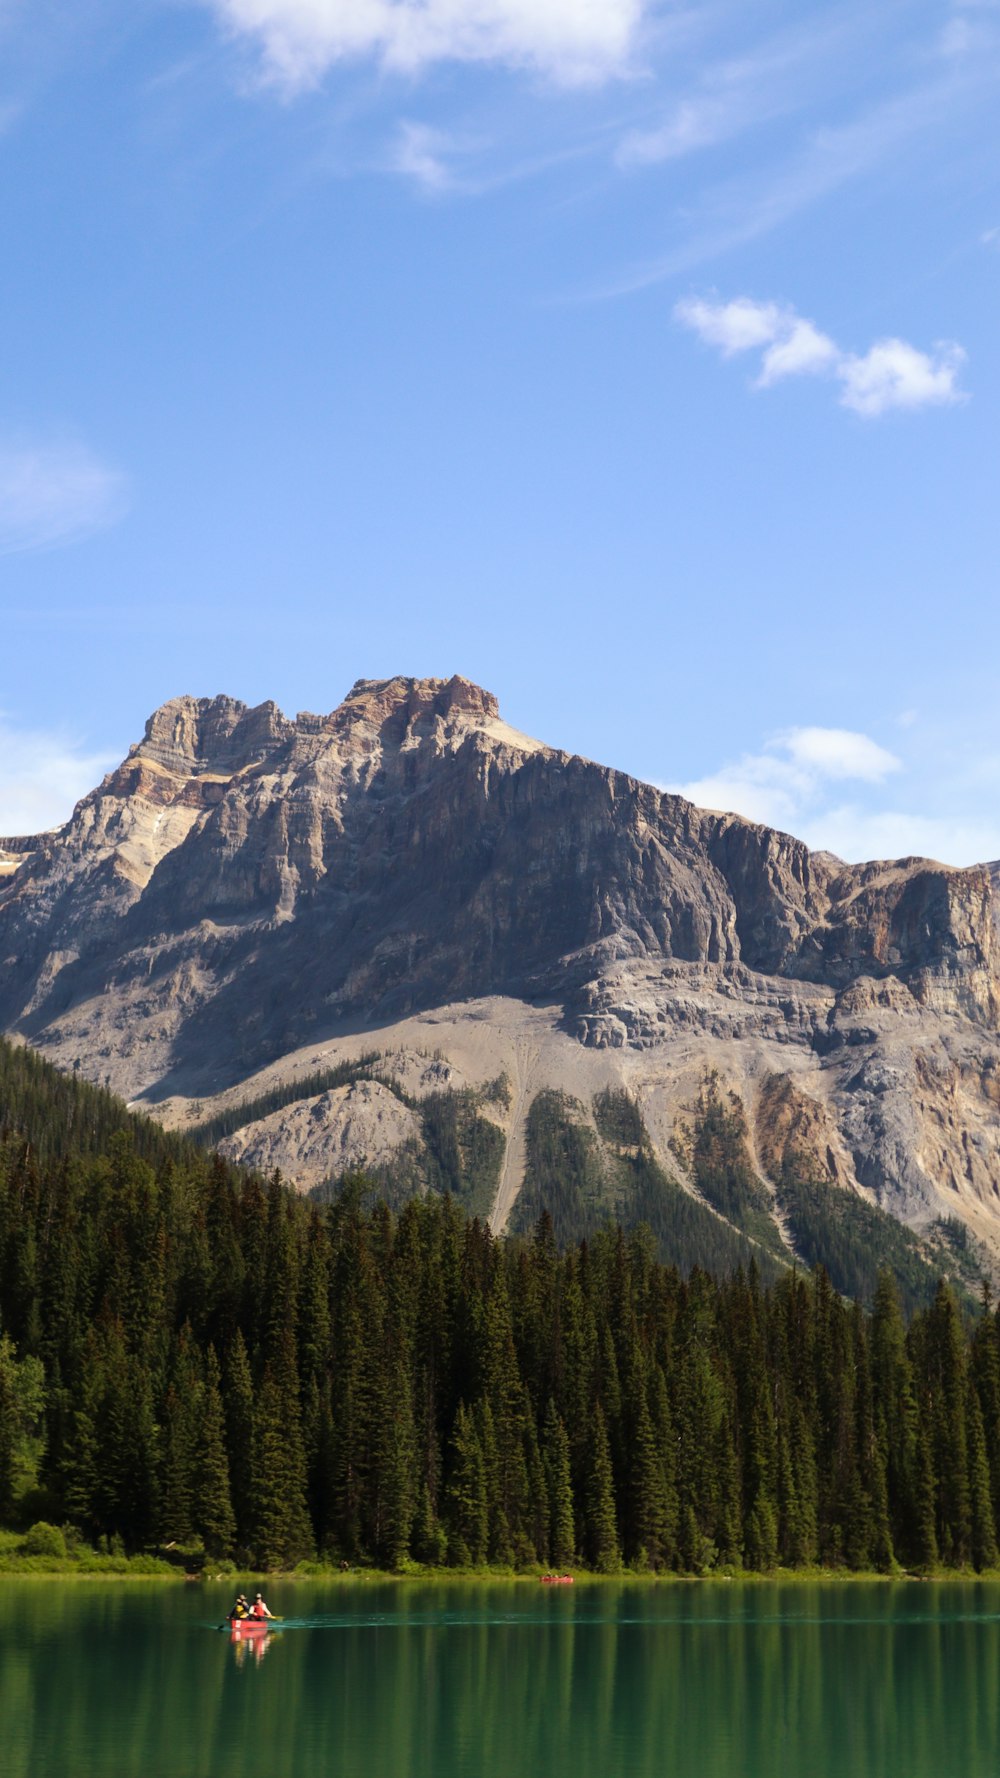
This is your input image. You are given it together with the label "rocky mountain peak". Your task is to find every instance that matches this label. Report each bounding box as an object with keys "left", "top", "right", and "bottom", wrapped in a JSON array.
[
  {"left": 137, "top": 694, "right": 291, "bottom": 778},
  {"left": 332, "top": 674, "right": 501, "bottom": 737},
  {"left": 4, "top": 676, "right": 1000, "bottom": 1260}
]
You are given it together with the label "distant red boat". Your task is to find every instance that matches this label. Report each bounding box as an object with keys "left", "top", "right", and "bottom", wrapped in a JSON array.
[
  {"left": 228, "top": 1617, "right": 271, "bottom": 1637},
  {"left": 540, "top": 1575, "right": 574, "bottom": 1585}
]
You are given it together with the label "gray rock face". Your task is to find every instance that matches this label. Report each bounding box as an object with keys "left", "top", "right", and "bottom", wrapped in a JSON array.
[{"left": 3, "top": 674, "right": 1000, "bottom": 1245}]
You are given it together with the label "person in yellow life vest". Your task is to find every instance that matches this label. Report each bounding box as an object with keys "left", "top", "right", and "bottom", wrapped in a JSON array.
[{"left": 228, "top": 1593, "right": 250, "bottom": 1620}]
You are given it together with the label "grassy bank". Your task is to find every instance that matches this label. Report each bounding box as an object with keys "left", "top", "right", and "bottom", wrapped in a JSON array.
[{"left": 2, "top": 1532, "right": 999, "bottom": 1585}]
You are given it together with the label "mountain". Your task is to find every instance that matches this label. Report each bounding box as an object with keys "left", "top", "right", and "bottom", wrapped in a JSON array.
[{"left": 2, "top": 673, "right": 999, "bottom": 1276}]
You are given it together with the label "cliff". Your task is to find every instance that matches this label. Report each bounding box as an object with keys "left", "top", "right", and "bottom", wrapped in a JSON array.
[{"left": 3, "top": 674, "right": 999, "bottom": 1257}]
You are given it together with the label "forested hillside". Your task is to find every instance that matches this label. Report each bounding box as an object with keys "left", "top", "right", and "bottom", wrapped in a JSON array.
[{"left": 2, "top": 1036, "right": 999, "bottom": 1575}]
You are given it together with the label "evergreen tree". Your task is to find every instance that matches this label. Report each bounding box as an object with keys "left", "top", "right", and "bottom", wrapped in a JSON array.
[
  {"left": 3, "top": 1035, "right": 999, "bottom": 1582},
  {"left": 194, "top": 1346, "right": 236, "bottom": 1558},
  {"left": 247, "top": 1329, "right": 312, "bottom": 1568},
  {"left": 412, "top": 1481, "right": 448, "bottom": 1566},
  {"left": 0, "top": 1332, "right": 17, "bottom": 1521},
  {"left": 625, "top": 1371, "right": 671, "bottom": 1569},
  {"left": 970, "top": 1286, "right": 1000, "bottom": 1530},
  {"left": 445, "top": 1403, "right": 488, "bottom": 1565},
  {"left": 543, "top": 1402, "right": 576, "bottom": 1569},
  {"left": 585, "top": 1404, "right": 621, "bottom": 1573},
  {"left": 921, "top": 1284, "right": 971, "bottom": 1565},
  {"left": 913, "top": 1415, "right": 940, "bottom": 1571},
  {"left": 871, "top": 1270, "right": 918, "bottom": 1563},
  {"left": 965, "top": 1375, "right": 998, "bottom": 1572},
  {"left": 223, "top": 1331, "right": 255, "bottom": 1550}
]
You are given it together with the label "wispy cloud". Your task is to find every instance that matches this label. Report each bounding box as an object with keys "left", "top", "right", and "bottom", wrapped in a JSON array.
[
  {"left": 0, "top": 436, "right": 128, "bottom": 555},
  {"left": 672, "top": 727, "right": 901, "bottom": 836},
  {"left": 675, "top": 294, "right": 967, "bottom": 415},
  {"left": 204, "top": 0, "right": 647, "bottom": 90},
  {"left": 669, "top": 721, "right": 1000, "bottom": 866},
  {"left": 616, "top": 13, "right": 852, "bottom": 168},
  {"left": 600, "top": 46, "right": 1000, "bottom": 296},
  {"left": 0, "top": 717, "right": 117, "bottom": 838},
  {"left": 388, "top": 122, "right": 463, "bottom": 194}
]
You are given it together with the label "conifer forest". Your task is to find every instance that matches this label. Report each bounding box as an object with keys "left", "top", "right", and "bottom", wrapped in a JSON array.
[{"left": 1, "top": 1037, "right": 999, "bottom": 1576}]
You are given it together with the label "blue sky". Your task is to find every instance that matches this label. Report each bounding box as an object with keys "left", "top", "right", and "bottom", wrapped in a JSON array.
[{"left": 1, "top": 0, "right": 998, "bottom": 864}]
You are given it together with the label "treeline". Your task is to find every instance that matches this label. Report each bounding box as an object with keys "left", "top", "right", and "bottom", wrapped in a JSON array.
[
  {"left": 0, "top": 1039, "right": 193, "bottom": 1173},
  {"left": 188, "top": 1053, "right": 385, "bottom": 1148},
  {"left": 2, "top": 1102, "right": 1000, "bottom": 1575},
  {"left": 510, "top": 1088, "right": 778, "bottom": 1282}
]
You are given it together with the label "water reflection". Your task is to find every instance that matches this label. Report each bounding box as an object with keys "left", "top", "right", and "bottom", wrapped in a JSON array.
[
  {"left": 229, "top": 1624, "right": 279, "bottom": 1668},
  {"left": 3, "top": 1582, "right": 1000, "bottom": 1778}
]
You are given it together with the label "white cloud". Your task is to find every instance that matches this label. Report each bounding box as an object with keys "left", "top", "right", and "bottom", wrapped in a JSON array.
[
  {"left": 778, "top": 727, "right": 900, "bottom": 782},
  {"left": 757, "top": 317, "right": 839, "bottom": 386},
  {"left": 667, "top": 723, "right": 1000, "bottom": 866},
  {"left": 795, "top": 806, "right": 1000, "bottom": 869},
  {"left": 0, "top": 718, "right": 117, "bottom": 838},
  {"left": 674, "top": 294, "right": 968, "bottom": 416},
  {"left": 389, "top": 121, "right": 458, "bottom": 192},
  {"left": 205, "top": 0, "right": 646, "bottom": 89},
  {"left": 671, "top": 726, "right": 901, "bottom": 837},
  {"left": 838, "top": 338, "right": 966, "bottom": 416},
  {"left": 0, "top": 437, "right": 128, "bottom": 555},
  {"left": 673, "top": 295, "right": 783, "bottom": 356}
]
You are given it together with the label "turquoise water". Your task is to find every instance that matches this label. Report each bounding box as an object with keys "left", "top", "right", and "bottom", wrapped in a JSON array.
[{"left": 3, "top": 1580, "right": 1000, "bottom": 1777}]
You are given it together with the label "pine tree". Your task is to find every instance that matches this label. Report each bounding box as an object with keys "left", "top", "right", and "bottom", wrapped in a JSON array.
[
  {"left": 585, "top": 1404, "right": 621, "bottom": 1573},
  {"left": 247, "top": 1329, "right": 313, "bottom": 1569},
  {"left": 970, "top": 1286, "right": 1000, "bottom": 1530},
  {"left": 222, "top": 1331, "right": 255, "bottom": 1551},
  {"left": 194, "top": 1346, "right": 236, "bottom": 1558},
  {"left": 0, "top": 1332, "right": 17, "bottom": 1521},
  {"left": 445, "top": 1403, "right": 488, "bottom": 1566},
  {"left": 923, "top": 1283, "right": 971, "bottom": 1565},
  {"left": 524, "top": 1416, "right": 550, "bottom": 1564},
  {"left": 543, "top": 1402, "right": 576, "bottom": 1569},
  {"left": 372, "top": 1349, "right": 416, "bottom": 1570},
  {"left": 785, "top": 1402, "right": 817, "bottom": 1567},
  {"left": 913, "top": 1414, "right": 939, "bottom": 1571},
  {"left": 871, "top": 1270, "right": 918, "bottom": 1563},
  {"left": 411, "top": 1481, "right": 448, "bottom": 1566},
  {"left": 626, "top": 1372, "right": 671, "bottom": 1569},
  {"left": 966, "top": 1375, "right": 998, "bottom": 1572},
  {"left": 159, "top": 1326, "right": 203, "bottom": 1544}
]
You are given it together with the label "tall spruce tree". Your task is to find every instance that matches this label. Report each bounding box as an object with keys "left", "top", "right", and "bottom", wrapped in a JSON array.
[
  {"left": 195, "top": 1345, "right": 236, "bottom": 1558},
  {"left": 445, "top": 1403, "right": 488, "bottom": 1566},
  {"left": 248, "top": 1329, "right": 313, "bottom": 1568},
  {"left": 585, "top": 1404, "right": 621, "bottom": 1573},
  {"left": 543, "top": 1402, "right": 576, "bottom": 1569},
  {"left": 965, "top": 1375, "right": 998, "bottom": 1572},
  {"left": 223, "top": 1331, "right": 255, "bottom": 1551}
]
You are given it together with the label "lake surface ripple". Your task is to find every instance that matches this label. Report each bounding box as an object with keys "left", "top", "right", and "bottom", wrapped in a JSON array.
[{"left": 3, "top": 1580, "right": 999, "bottom": 1778}]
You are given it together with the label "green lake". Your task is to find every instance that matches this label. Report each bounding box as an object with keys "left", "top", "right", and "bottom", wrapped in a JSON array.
[{"left": 3, "top": 1580, "right": 1000, "bottom": 1777}]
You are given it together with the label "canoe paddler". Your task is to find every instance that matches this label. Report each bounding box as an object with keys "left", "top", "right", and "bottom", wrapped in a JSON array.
[
  {"left": 251, "top": 1591, "right": 274, "bottom": 1620},
  {"left": 229, "top": 1593, "right": 250, "bottom": 1620}
]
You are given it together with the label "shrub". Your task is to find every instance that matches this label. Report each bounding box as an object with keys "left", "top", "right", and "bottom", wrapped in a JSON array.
[{"left": 22, "top": 1521, "right": 67, "bottom": 1559}]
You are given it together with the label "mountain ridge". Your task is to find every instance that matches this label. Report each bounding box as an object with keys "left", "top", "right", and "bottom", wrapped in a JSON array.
[{"left": 3, "top": 673, "right": 1000, "bottom": 1262}]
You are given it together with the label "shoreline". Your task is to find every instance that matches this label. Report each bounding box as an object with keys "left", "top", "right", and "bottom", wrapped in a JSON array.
[{"left": 2, "top": 1560, "right": 1000, "bottom": 1585}]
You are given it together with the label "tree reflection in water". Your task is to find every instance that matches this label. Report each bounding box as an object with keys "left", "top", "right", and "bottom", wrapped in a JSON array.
[{"left": 3, "top": 1582, "right": 1000, "bottom": 1778}]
